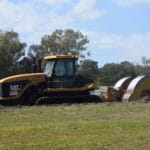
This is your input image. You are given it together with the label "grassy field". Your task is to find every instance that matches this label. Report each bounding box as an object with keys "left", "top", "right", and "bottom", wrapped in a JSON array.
[{"left": 0, "top": 102, "right": 150, "bottom": 150}]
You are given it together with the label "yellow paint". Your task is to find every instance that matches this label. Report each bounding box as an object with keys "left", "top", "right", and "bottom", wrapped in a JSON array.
[
  {"left": 0, "top": 73, "right": 46, "bottom": 101},
  {"left": 44, "top": 54, "right": 78, "bottom": 60},
  {"left": 0, "top": 73, "right": 46, "bottom": 83},
  {"left": 47, "top": 83, "right": 96, "bottom": 92},
  {"left": 88, "top": 84, "right": 94, "bottom": 88},
  {"left": 122, "top": 76, "right": 150, "bottom": 101}
]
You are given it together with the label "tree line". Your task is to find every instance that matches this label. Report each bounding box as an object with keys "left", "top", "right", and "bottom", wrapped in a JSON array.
[{"left": 0, "top": 29, "right": 150, "bottom": 85}]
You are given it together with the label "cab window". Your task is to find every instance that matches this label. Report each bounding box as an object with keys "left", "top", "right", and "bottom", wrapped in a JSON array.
[{"left": 54, "top": 59, "right": 74, "bottom": 76}]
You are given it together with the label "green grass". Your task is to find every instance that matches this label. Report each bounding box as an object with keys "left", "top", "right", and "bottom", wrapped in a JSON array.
[{"left": 0, "top": 102, "right": 150, "bottom": 150}]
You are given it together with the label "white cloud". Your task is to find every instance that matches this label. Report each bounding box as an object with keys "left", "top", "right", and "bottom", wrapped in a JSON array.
[
  {"left": 0, "top": 0, "right": 74, "bottom": 44},
  {"left": 0, "top": 0, "right": 39, "bottom": 32},
  {"left": 87, "top": 32, "right": 123, "bottom": 48},
  {"left": 86, "top": 31, "right": 150, "bottom": 50},
  {"left": 0, "top": 0, "right": 105, "bottom": 45},
  {"left": 116, "top": 0, "right": 150, "bottom": 6},
  {"left": 31, "top": 0, "right": 71, "bottom": 6},
  {"left": 72, "top": 0, "right": 106, "bottom": 19},
  {"left": 85, "top": 31, "right": 150, "bottom": 62},
  {"left": 1, "top": 0, "right": 149, "bottom": 65}
]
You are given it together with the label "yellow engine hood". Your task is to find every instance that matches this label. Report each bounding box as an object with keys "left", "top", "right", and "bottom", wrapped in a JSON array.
[{"left": 0, "top": 73, "right": 46, "bottom": 84}]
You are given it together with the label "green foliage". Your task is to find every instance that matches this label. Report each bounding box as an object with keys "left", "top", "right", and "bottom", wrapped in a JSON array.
[
  {"left": 138, "top": 57, "right": 150, "bottom": 75},
  {"left": 28, "top": 44, "right": 42, "bottom": 58},
  {"left": 0, "top": 30, "right": 26, "bottom": 77},
  {"left": 18, "top": 57, "right": 32, "bottom": 73},
  {"left": 142, "top": 57, "right": 150, "bottom": 66},
  {"left": 99, "top": 61, "right": 137, "bottom": 85},
  {"left": 77, "top": 59, "right": 149, "bottom": 86},
  {"left": 0, "top": 103, "right": 150, "bottom": 149},
  {"left": 28, "top": 29, "right": 89, "bottom": 59},
  {"left": 78, "top": 59, "right": 99, "bottom": 82}
]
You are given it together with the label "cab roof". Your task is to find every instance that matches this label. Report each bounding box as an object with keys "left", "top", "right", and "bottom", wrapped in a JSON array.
[{"left": 44, "top": 54, "right": 78, "bottom": 60}]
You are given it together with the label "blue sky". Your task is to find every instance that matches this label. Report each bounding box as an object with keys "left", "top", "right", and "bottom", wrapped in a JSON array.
[{"left": 0, "top": 0, "right": 150, "bottom": 67}]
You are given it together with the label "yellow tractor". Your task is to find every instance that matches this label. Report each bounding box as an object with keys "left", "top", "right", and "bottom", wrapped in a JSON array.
[{"left": 0, "top": 54, "right": 98, "bottom": 105}]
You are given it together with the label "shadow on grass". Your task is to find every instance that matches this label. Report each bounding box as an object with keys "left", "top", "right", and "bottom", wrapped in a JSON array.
[
  {"left": 36, "top": 95, "right": 101, "bottom": 105},
  {"left": 0, "top": 95, "right": 101, "bottom": 107}
]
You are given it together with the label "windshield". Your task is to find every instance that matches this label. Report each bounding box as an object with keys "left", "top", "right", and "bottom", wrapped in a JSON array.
[
  {"left": 44, "top": 60, "right": 55, "bottom": 77},
  {"left": 54, "top": 60, "right": 74, "bottom": 76}
]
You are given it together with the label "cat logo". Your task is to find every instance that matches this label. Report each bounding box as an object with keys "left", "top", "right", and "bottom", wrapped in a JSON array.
[{"left": 9, "top": 85, "right": 22, "bottom": 96}]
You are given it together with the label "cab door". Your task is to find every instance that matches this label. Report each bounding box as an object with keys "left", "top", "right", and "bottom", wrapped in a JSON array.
[{"left": 49, "top": 59, "right": 75, "bottom": 88}]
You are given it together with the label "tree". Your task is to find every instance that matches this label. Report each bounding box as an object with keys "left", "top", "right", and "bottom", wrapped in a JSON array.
[
  {"left": 0, "top": 30, "right": 26, "bottom": 77},
  {"left": 99, "top": 63, "right": 121, "bottom": 85},
  {"left": 120, "top": 61, "right": 137, "bottom": 77},
  {"left": 18, "top": 57, "right": 32, "bottom": 73},
  {"left": 78, "top": 59, "right": 99, "bottom": 82},
  {"left": 136, "top": 57, "right": 150, "bottom": 75},
  {"left": 99, "top": 61, "right": 137, "bottom": 85},
  {"left": 142, "top": 57, "right": 150, "bottom": 66},
  {"left": 28, "top": 44, "right": 42, "bottom": 58},
  {"left": 28, "top": 29, "right": 89, "bottom": 59}
]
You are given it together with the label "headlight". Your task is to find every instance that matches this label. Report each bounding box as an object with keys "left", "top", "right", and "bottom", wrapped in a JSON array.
[{"left": 0, "top": 83, "right": 2, "bottom": 97}]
